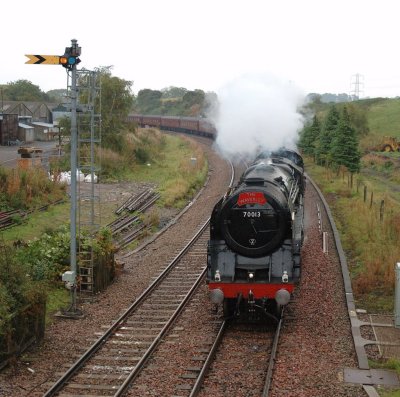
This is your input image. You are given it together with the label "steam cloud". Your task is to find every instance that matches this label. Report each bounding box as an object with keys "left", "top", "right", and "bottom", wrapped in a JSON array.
[{"left": 211, "top": 73, "right": 306, "bottom": 160}]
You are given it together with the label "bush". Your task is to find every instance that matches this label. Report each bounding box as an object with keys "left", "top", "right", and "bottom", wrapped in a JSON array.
[
  {"left": 99, "top": 147, "right": 126, "bottom": 180},
  {"left": 0, "top": 244, "right": 47, "bottom": 342},
  {"left": 15, "top": 226, "right": 115, "bottom": 285},
  {"left": 134, "top": 147, "right": 150, "bottom": 164},
  {"left": 16, "top": 226, "right": 70, "bottom": 282}
]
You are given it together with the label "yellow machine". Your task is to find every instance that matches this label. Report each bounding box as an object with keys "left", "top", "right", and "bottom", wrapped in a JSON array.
[
  {"left": 376, "top": 136, "right": 400, "bottom": 152},
  {"left": 17, "top": 146, "right": 43, "bottom": 158}
]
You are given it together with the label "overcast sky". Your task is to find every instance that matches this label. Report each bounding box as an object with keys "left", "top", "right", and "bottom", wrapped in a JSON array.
[{"left": 2, "top": 0, "right": 400, "bottom": 98}]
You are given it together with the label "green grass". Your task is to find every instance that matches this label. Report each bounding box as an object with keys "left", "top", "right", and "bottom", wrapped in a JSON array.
[
  {"left": 45, "top": 287, "right": 70, "bottom": 325},
  {"left": 128, "top": 135, "right": 203, "bottom": 182},
  {"left": 311, "top": 97, "right": 400, "bottom": 153},
  {"left": 380, "top": 391, "right": 400, "bottom": 397},
  {"left": 360, "top": 168, "right": 400, "bottom": 203},
  {"left": 367, "top": 98, "right": 400, "bottom": 137},
  {"left": 2, "top": 202, "right": 70, "bottom": 243}
]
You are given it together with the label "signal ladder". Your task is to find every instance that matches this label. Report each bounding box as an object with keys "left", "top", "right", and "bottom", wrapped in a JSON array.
[{"left": 67, "top": 69, "right": 101, "bottom": 298}]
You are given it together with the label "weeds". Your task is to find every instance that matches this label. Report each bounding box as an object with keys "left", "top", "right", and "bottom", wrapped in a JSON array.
[{"left": 0, "top": 167, "right": 66, "bottom": 211}]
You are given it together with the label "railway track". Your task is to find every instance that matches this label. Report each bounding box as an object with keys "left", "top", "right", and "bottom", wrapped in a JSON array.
[
  {"left": 188, "top": 312, "right": 283, "bottom": 397},
  {"left": 42, "top": 153, "right": 239, "bottom": 397},
  {"left": 199, "top": 323, "right": 278, "bottom": 397},
  {"left": 108, "top": 188, "right": 160, "bottom": 250},
  {"left": 43, "top": 220, "right": 211, "bottom": 396},
  {"left": 265, "top": 176, "right": 371, "bottom": 396},
  {"left": 125, "top": 158, "right": 291, "bottom": 397},
  {"left": 122, "top": 287, "right": 283, "bottom": 397}
]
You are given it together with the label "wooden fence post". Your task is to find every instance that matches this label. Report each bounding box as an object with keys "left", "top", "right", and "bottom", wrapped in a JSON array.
[
  {"left": 380, "top": 200, "right": 385, "bottom": 222},
  {"left": 364, "top": 186, "right": 367, "bottom": 203}
]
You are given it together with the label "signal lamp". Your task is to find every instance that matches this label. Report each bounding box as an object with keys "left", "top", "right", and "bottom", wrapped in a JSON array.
[{"left": 59, "top": 55, "right": 81, "bottom": 69}]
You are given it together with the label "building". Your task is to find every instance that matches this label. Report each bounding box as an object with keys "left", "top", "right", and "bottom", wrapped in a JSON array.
[
  {"left": 0, "top": 114, "right": 19, "bottom": 145},
  {"left": 18, "top": 120, "right": 35, "bottom": 143},
  {"left": 1, "top": 101, "right": 55, "bottom": 123},
  {"left": 0, "top": 101, "right": 69, "bottom": 145},
  {"left": 32, "top": 122, "right": 59, "bottom": 141}
]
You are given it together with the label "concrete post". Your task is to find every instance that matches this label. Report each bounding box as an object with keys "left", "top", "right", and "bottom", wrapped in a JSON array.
[{"left": 322, "top": 232, "right": 328, "bottom": 254}]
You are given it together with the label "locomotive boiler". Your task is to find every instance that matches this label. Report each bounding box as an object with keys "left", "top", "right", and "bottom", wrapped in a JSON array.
[{"left": 207, "top": 148, "right": 305, "bottom": 320}]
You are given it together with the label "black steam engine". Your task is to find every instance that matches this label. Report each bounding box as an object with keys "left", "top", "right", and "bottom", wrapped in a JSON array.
[{"left": 207, "top": 148, "right": 305, "bottom": 320}]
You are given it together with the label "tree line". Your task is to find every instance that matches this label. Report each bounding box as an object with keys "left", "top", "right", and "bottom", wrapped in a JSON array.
[
  {"left": 0, "top": 79, "right": 55, "bottom": 102},
  {"left": 4, "top": 76, "right": 364, "bottom": 176},
  {"left": 1, "top": 74, "right": 216, "bottom": 152},
  {"left": 133, "top": 87, "right": 217, "bottom": 117},
  {"left": 0, "top": 78, "right": 215, "bottom": 119},
  {"left": 298, "top": 105, "right": 362, "bottom": 173}
]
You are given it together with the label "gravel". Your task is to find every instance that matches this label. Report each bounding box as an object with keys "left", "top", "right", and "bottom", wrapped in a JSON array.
[{"left": 269, "top": 179, "right": 367, "bottom": 397}]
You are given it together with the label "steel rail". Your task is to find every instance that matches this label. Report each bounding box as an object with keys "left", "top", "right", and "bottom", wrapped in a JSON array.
[
  {"left": 115, "top": 189, "right": 150, "bottom": 215},
  {"left": 188, "top": 320, "right": 227, "bottom": 397},
  {"left": 115, "top": 260, "right": 209, "bottom": 396},
  {"left": 116, "top": 224, "right": 146, "bottom": 249},
  {"left": 43, "top": 219, "right": 210, "bottom": 396},
  {"left": 262, "top": 309, "right": 284, "bottom": 397}
]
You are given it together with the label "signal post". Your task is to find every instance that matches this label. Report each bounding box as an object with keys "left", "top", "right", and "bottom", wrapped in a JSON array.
[{"left": 26, "top": 39, "right": 82, "bottom": 318}]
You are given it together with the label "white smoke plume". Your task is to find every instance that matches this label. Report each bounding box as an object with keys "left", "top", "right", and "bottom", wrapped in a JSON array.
[{"left": 211, "top": 73, "right": 306, "bottom": 160}]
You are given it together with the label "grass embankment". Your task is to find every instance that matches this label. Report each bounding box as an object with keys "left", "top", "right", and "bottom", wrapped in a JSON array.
[
  {"left": 306, "top": 156, "right": 400, "bottom": 396},
  {"left": 124, "top": 133, "right": 208, "bottom": 208},
  {"left": 359, "top": 98, "right": 400, "bottom": 153},
  {"left": 305, "top": 158, "right": 400, "bottom": 313},
  {"left": 367, "top": 98, "right": 400, "bottom": 136},
  {"left": 2, "top": 203, "right": 70, "bottom": 244}
]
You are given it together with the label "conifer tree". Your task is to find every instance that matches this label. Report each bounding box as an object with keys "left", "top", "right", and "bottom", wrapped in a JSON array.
[
  {"left": 298, "top": 115, "right": 321, "bottom": 157},
  {"left": 316, "top": 105, "right": 340, "bottom": 165},
  {"left": 330, "top": 106, "right": 361, "bottom": 173}
]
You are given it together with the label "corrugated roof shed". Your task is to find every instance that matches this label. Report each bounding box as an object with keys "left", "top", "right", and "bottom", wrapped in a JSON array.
[
  {"left": 32, "top": 121, "right": 54, "bottom": 128},
  {"left": 19, "top": 123, "right": 33, "bottom": 129}
]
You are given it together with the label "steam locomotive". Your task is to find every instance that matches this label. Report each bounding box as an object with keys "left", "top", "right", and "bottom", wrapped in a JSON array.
[{"left": 207, "top": 148, "right": 305, "bottom": 320}]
